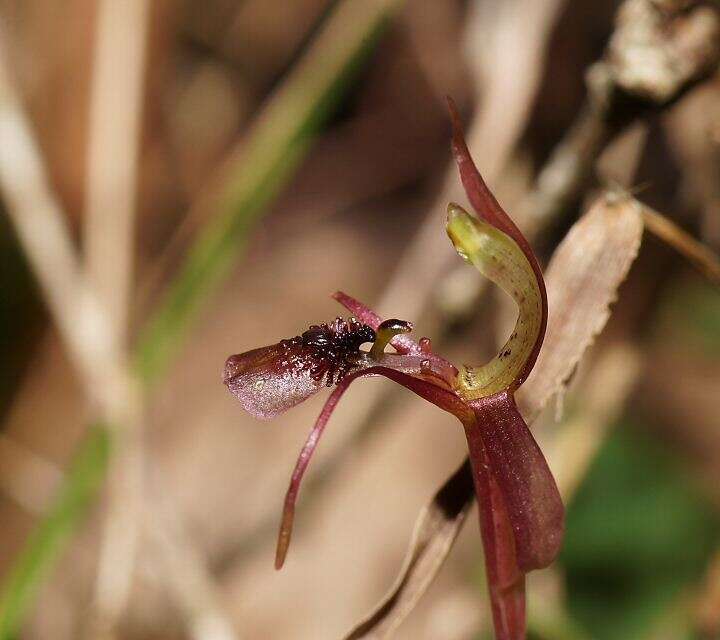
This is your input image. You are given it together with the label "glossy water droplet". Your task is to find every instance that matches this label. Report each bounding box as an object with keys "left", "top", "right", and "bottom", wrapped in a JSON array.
[{"left": 455, "top": 247, "right": 471, "bottom": 264}]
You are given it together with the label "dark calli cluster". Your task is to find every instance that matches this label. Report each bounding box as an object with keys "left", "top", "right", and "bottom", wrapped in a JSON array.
[
  {"left": 298, "top": 318, "right": 376, "bottom": 385},
  {"left": 223, "top": 317, "right": 376, "bottom": 419}
]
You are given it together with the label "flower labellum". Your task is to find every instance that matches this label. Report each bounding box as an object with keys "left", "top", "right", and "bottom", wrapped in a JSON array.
[
  {"left": 223, "top": 98, "right": 564, "bottom": 640},
  {"left": 223, "top": 317, "right": 376, "bottom": 420}
]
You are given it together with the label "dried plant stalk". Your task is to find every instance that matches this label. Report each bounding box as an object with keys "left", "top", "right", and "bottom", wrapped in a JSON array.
[
  {"left": 640, "top": 205, "right": 720, "bottom": 286},
  {"left": 83, "top": 0, "right": 151, "bottom": 632}
]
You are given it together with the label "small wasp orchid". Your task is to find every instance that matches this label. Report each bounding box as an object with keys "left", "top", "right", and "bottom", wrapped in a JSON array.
[{"left": 224, "top": 99, "right": 563, "bottom": 640}]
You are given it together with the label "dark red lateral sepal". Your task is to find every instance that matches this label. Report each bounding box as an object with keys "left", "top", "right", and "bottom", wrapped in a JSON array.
[{"left": 468, "top": 393, "right": 564, "bottom": 573}]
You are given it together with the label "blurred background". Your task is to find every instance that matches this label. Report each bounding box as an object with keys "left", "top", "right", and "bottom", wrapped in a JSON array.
[{"left": 0, "top": 0, "right": 719, "bottom": 639}]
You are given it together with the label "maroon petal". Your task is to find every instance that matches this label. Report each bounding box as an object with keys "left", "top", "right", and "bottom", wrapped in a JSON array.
[
  {"left": 447, "top": 98, "right": 536, "bottom": 269},
  {"left": 224, "top": 345, "right": 326, "bottom": 420},
  {"left": 467, "top": 433, "right": 526, "bottom": 640},
  {"left": 468, "top": 392, "right": 564, "bottom": 572},
  {"left": 376, "top": 372, "right": 529, "bottom": 639},
  {"left": 333, "top": 371, "right": 529, "bottom": 639},
  {"left": 362, "top": 366, "right": 469, "bottom": 419},
  {"left": 275, "top": 375, "right": 356, "bottom": 569},
  {"left": 275, "top": 365, "right": 469, "bottom": 568}
]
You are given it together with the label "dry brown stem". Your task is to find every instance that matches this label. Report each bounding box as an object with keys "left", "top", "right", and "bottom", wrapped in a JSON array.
[
  {"left": 526, "top": 0, "right": 720, "bottom": 230},
  {"left": 641, "top": 204, "right": 720, "bottom": 285},
  {"left": 82, "top": 1, "right": 151, "bottom": 634}
]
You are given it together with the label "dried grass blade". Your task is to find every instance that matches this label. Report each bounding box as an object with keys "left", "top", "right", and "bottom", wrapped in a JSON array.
[{"left": 640, "top": 205, "right": 720, "bottom": 286}]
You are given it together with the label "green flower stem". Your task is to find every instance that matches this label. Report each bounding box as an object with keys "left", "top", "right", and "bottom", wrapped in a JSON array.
[{"left": 0, "top": 427, "right": 111, "bottom": 639}]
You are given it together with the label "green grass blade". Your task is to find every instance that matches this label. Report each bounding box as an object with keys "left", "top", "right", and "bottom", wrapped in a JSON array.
[
  {"left": 0, "top": 427, "right": 111, "bottom": 639},
  {"left": 0, "top": 1, "right": 402, "bottom": 636},
  {"left": 135, "top": 0, "right": 402, "bottom": 386}
]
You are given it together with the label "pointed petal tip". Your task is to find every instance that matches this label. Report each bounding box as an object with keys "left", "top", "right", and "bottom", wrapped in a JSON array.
[
  {"left": 445, "top": 95, "right": 461, "bottom": 124},
  {"left": 275, "top": 514, "right": 292, "bottom": 570},
  {"left": 446, "top": 97, "right": 466, "bottom": 152},
  {"left": 446, "top": 201, "right": 466, "bottom": 219},
  {"left": 274, "top": 467, "right": 301, "bottom": 571},
  {"left": 446, "top": 202, "right": 474, "bottom": 232},
  {"left": 272, "top": 378, "right": 356, "bottom": 571}
]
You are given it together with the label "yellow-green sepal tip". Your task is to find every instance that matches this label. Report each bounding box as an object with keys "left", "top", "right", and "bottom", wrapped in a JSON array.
[{"left": 445, "top": 203, "right": 543, "bottom": 399}]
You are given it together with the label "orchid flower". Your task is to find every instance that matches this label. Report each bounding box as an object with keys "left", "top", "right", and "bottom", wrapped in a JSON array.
[{"left": 223, "top": 100, "right": 564, "bottom": 640}]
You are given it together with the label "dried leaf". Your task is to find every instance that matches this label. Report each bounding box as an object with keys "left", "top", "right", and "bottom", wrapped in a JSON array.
[
  {"left": 518, "top": 193, "right": 644, "bottom": 420},
  {"left": 345, "top": 192, "right": 644, "bottom": 639},
  {"left": 344, "top": 460, "right": 474, "bottom": 640}
]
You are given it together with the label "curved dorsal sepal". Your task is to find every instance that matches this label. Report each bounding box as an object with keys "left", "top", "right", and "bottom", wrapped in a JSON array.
[{"left": 446, "top": 203, "right": 543, "bottom": 398}]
